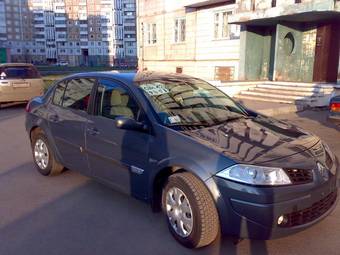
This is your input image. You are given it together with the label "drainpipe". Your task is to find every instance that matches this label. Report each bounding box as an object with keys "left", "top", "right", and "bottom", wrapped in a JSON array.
[
  {"left": 272, "top": 24, "right": 280, "bottom": 82},
  {"left": 136, "top": 0, "right": 144, "bottom": 70}
]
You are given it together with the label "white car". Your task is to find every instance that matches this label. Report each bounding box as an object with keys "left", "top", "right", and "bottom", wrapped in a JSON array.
[
  {"left": 56, "top": 61, "right": 68, "bottom": 66},
  {"left": 0, "top": 63, "right": 44, "bottom": 106}
]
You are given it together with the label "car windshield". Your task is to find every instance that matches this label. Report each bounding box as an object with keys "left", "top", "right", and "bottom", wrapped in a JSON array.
[
  {"left": 0, "top": 66, "right": 41, "bottom": 79},
  {"left": 138, "top": 77, "right": 248, "bottom": 127}
]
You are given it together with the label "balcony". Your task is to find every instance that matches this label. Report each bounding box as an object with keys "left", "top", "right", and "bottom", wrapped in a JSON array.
[
  {"left": 34, "top": 23, "right": 45, "bottom": 28},
  {"left": 55, "top": 23, "right": 67, "bottom": 28},
  {"left": 55, "top": 32, "right": 67, "bottom": 41},
  {"left": 55, "top": 16, "right": 66, "bottom": 20}
]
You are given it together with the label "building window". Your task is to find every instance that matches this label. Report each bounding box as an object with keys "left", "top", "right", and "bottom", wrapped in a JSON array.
[
  {"left": 174, "top": 18, "right": 185, "bottom": 43},
  {"left": 271, "top": 0, "right": 276, "bottom": 7},
  {"left": 152, "top": 23, "right": 157, "bottom": 44},
  {"left": 213, "top": 11, "right": 240, "bottom": 40},
  {"left": 146, "top": 23, "right": 157, "bottom": 45}
]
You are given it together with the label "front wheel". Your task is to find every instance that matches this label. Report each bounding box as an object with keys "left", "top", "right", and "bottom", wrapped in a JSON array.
[
  {"left": 162, "top": 172, "right": 220, "bottom": 248},
  {"left": 31, "top": 130, "right": 64, "bottom": 176}
]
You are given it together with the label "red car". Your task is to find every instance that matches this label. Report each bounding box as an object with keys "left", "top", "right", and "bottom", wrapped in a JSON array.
[{"left": 329, "top": 95, "right": 340, "bottom": 124}]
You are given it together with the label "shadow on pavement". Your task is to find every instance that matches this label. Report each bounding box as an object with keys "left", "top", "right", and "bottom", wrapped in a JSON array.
[
  {"left": 0, "top": 157, "right": 270, "bottom": 255},
  {"left": 0, "top": 173, "right": 250, "bottom": 255}
]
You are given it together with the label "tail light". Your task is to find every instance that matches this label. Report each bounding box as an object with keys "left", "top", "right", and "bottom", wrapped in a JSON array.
[{"left": 330, "top": 102, "right": 340, "bottom": 113}]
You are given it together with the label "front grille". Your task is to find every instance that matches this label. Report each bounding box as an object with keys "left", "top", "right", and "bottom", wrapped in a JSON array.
[
  {"left": 285, "top": 169, "right": 313, "bottom": 184},
  {"left": 281, "top": 191, "right": 337, "bottom": 228}
]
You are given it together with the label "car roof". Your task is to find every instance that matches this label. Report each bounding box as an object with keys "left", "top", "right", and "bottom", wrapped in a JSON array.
[
  {"left": 63, "top": 71, "right": 196, "bottom": 86},
  {"left": 0, "top": 63, "right": 35, "bottom": 67}
]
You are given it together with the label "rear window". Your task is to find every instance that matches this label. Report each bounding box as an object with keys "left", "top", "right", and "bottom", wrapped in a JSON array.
[{"left": 0, "top": 66, "right": 41, "bottom": 79}]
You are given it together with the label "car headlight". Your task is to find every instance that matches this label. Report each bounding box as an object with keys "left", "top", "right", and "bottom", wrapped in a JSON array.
[{"left": 216, "top": 164, "right": 292, "bottom": 186}]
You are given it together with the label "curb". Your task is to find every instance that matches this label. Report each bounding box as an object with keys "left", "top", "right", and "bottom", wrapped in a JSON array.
[{"left": 256, "top": 105, "right": 307, "bottom": 116}]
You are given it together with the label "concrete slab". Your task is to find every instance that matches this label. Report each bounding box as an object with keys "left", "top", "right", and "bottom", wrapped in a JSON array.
[{"left": 236, "top": 98, "right": 306, "bottom": 116}]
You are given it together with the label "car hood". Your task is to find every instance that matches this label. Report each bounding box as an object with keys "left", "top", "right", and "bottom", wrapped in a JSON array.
[{"left": 180, "top": 115, "right": 320, "bottom": 165}]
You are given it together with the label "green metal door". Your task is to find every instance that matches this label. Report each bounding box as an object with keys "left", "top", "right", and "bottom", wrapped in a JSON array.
[{"left": 0, "top": 48, "right": 7, "bottom": 63}]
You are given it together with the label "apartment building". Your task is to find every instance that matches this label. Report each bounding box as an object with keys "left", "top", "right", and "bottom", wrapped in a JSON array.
[
  {"left": 0, "top": 0, "right": 137, "bottom": 66},
  {"left": 137, "top": 0, "right": 340, "bottom": 83},
  {"left": 137, "top": 1, "right": 241, "bottom": 81}
]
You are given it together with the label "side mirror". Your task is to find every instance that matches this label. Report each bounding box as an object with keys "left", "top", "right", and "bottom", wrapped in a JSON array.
[{"left": 114, "top": 116, "right": 149, "bottom": 132}]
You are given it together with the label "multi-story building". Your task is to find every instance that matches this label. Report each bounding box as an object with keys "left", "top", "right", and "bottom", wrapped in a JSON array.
[
  {"left": 137, "top": 0, "right": 340, "bottom": 83},
  {"left": 0, "top": 0, "right": 137, "bottom": 66},
  {"left": 137, "top": 0, "right": 340, "bottom": 106},
  {"left": 137, "top": 1, "right": 242, "bottom": 81},
  {"left": 123, "top": 0, "right": 137, "bottom": 60}
]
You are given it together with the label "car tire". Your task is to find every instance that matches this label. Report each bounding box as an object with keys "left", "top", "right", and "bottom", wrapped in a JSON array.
[
  {"left": 31, "top": 129, "right": 64, "bottom": 176},
  {"left": 162, "top": 172, "right": 220, "bottom": 248}
]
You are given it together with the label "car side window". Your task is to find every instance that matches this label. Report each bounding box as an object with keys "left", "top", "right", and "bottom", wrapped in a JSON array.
[
  {"left": 52, "top": 81, "right": 67, "bottom": 106},
  {"left": 62, "top": 78, "right": 96, "bottom": 111},
  {"left": 95, "top": 79, "right": 140, "bottom": 121}
]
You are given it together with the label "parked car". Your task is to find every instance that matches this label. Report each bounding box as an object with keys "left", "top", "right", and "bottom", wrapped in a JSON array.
[
  {"left": 25, "top": 72, "right": 339, "bottom": 248},
  {"left": 55, "top": 61, "right": 68, "bottom": 66},
  {"left": 0, "top": 63, "right": 44, "bottom": 107},
  {"left": 329, "top": 95, "right": 340, "bottom": 124}
]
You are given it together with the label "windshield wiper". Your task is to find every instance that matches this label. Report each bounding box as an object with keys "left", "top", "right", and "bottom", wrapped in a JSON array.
[
  {"left": 215, "top": 115, "right": 252, "bottom": 125},
  {"left": 167, "top": 122, "right": 211, "bottom": 127}
]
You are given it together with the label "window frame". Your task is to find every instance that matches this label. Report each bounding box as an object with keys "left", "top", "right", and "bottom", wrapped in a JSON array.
[
  {"left": 174, "top": 17, "right": 186, "bottom": 43},
  {"left": 213, "top": 10, "right": 240, "bottom": 40},
  {"left": 145, "top": 23, "right": 157, "bottom": 45},
  {"left": 51, "top": 77, "right": 98, "bottom": 114},
  {"left": 92, "top": 78, "right": 146, "bottom": 123}
]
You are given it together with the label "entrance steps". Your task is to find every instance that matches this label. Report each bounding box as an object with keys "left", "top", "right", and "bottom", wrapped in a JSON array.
[{"left": 232, "top": 81, "right": 340, "bottom": 107}]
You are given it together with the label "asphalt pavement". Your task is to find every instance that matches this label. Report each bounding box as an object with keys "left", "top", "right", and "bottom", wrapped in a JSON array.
[{"left": 0, "top": 105, "right": 339, "bottom": 255}]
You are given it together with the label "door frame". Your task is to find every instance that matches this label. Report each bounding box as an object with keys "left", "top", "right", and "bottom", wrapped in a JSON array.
[{"left": 313, "top": 21, "right": 340, "bottom": 83}]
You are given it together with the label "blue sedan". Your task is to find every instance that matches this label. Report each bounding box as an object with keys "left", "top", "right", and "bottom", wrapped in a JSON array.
[{"left": 25, "top": 71, "right": 339, "bottom": 248}]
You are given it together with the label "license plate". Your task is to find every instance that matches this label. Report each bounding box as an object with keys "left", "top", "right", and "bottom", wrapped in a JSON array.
[{"left": 13, "top": 82, "right": 30, "bottom": 88}]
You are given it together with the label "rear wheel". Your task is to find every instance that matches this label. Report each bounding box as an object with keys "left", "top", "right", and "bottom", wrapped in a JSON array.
[
  {"left": 162, "top": 172, "right": 220, "bottom": 248},
  {"left": 31, "top": 129, "right": 64, "bottom": 176}
]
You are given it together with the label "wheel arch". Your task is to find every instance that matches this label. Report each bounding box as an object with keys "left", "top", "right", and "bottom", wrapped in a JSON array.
[
  {"left": 29, "top": 125, "right": 43, "bottom": 141},
  {"left": 150, "top": 165, "right": 209, "bottom": 212},
  {"left": 150, "top": 166, "right": 183, "bottom": 212},
  {"left": 28, "top": 125, "right": 64, "bottom": 166}
]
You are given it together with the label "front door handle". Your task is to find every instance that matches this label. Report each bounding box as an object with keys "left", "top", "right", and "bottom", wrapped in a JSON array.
[
  {"left": 87, "top": 127, "right": 100, "bottom": 136},
  {"left": 49, "top": 114, "right": 59, "bottom": 122}
]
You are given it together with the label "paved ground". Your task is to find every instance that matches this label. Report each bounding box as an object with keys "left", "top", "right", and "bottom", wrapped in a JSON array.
[{"left": 0, "top": 105, "right": 339, "bottom": 255}]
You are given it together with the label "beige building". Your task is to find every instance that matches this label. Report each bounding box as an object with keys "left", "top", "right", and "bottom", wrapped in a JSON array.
[
  {"left": 137, "top": 0, "right": 241, "bottom": 81},
  {"left": 137, "top": 0, "right": 340, "bottom": 107}
]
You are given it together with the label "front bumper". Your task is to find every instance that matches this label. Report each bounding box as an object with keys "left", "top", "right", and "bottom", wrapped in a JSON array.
[{"left": 206, "top": 169, "right": 339, "bottom": 240}]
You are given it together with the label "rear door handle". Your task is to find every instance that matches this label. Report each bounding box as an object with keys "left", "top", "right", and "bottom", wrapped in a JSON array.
[
  {"left": 49, "top": 114, "right": 59, "bottom": 122},
  {"left": 87, "top": 127, "right": 100, "bottom": 136}
]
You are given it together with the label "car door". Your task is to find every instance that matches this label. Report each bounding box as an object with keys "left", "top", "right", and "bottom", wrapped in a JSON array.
[
  {"left": 85, "top": 78, "right": 152, "bottom": 198},
  {"left": 47, "top": 77, "right": 96, "bottom": 176}
]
